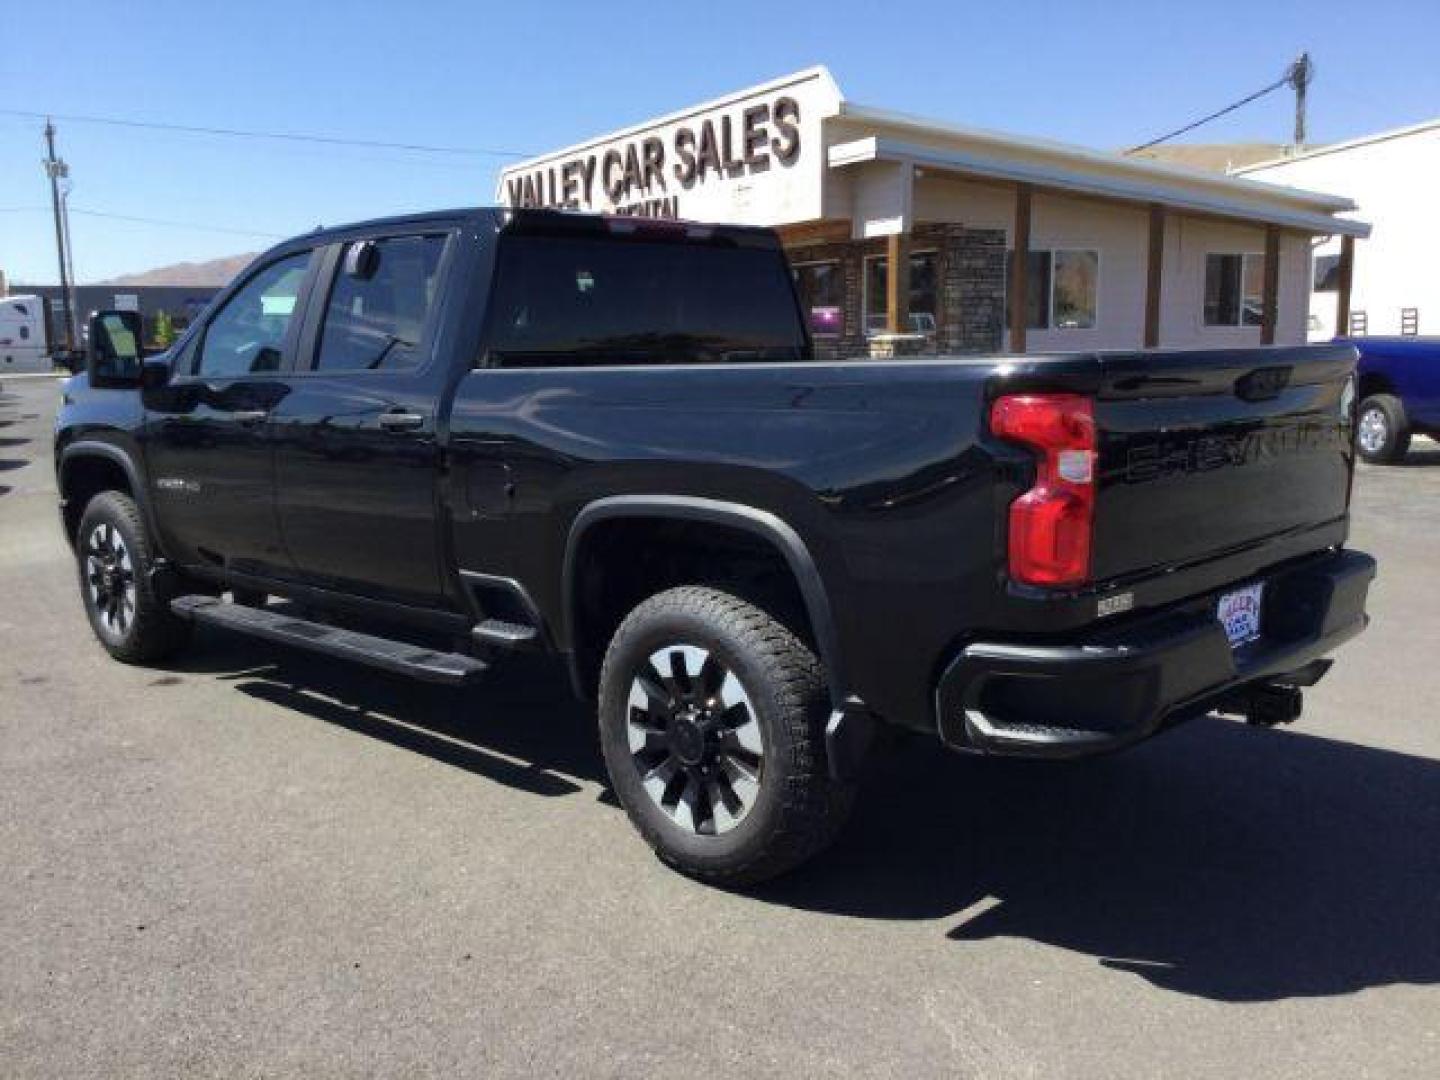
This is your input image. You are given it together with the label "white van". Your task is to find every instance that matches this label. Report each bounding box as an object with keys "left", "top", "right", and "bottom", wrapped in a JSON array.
[{"left": 0, "top": 296, "right": 55, "bottom": 374}]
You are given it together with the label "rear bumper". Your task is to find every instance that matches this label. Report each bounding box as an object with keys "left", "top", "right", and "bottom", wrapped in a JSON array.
[{"left": 935, "top": 548, "right": 1375, "bottom": 758}]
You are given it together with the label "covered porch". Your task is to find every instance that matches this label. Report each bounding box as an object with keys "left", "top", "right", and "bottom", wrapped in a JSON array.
[{"left": 779, "top": 120, "right": 1369, "bottom": 356}]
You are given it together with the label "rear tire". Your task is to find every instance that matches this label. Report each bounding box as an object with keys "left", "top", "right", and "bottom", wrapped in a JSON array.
[
  {"left": 75, "top": 491, "right": 192, "bottom": 664},
  {"left": 1357, "top": 393, "right": 1410, "bottom": 464},
  {"left": 597, "top": 585, "right": 856, "bottom": 886}
]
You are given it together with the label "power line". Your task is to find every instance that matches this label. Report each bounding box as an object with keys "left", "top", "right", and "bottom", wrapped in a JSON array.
[
  {"left": 0, "top": 107, "right": 529, "bottom": 158},
  {"left": 0, "top": 203, "right": 287, "bottom": 239},
  {"left": 1125, "top": 55, "right": 1316, "bottom": 155},
  {"left": 1125, "top": 77, "right": 1290, "bottom": 154},
  {"left": 68, "top": 207, "right": 289, "bottom": 239}
]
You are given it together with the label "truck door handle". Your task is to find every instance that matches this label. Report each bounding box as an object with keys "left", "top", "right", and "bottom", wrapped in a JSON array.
[
  {"left": 378, "top": 411, "right": 425, "bottom": 432},
  {"left": 230, "top": 409, "right": 269, "bottom": 423}
]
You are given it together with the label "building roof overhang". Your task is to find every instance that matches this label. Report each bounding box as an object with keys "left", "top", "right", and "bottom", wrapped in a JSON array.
[{"left": 829, "top": 123, "right": 1371, "bottom": 238}]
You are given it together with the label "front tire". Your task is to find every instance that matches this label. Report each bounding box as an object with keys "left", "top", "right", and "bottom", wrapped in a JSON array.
[
  {"left": 597, "top": 586, "right": 855, "bottom": 885},
  {"left": 76, "top": 491, "right": 192, "bottom": 663},
  {"left": 1357, "top": 393, "right": 1410, "bottom": 464}
]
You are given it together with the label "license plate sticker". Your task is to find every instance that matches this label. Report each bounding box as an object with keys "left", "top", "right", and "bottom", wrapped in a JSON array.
[{"left": 1218, "top": 582, "right": 1265, "bottom": 648}]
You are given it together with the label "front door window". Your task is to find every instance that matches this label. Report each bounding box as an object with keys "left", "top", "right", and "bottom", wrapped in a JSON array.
[{"left": 197, "top": 252, "right": 312, "bottom": 376}]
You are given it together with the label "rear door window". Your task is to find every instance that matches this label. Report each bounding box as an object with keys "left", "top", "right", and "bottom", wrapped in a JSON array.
[
  {"left": 313, "top": 235, "right": 448, "bottom": 372},
  {"left": 487, "top": 235, "right": 808, "bottom": 367}
]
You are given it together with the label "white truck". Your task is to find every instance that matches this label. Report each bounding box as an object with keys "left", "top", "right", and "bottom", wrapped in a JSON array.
[{"left": 0, "top": 295, "right": 60, "bottom": 374}]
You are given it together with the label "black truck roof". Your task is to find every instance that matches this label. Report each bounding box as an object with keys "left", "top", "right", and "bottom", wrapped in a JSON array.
[{"left": 261, "top": 208, "right": 782, "bottom": 262}]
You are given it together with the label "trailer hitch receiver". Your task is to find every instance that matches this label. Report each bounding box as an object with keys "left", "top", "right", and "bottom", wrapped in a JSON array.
[{"left": 1240, "top": 683, "right": 1304, "bottom": 727}]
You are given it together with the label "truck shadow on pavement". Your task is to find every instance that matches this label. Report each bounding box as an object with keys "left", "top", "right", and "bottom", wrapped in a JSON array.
[
  {"left": 166, "top": 630, "right": 601, "bottom": 799},
  {"left": 761, "top": 720, "right": 1440, "bottom": 1004},
  {"left": 0, "top": 391, "right": 34, "bottom": 489},
  {"left": 0, "top": 396, "right": 30, "bottom": 485},
  {"left": 166, "top": 628, "right": 1438, "bottom": 1006},
  {"left": 1378, "top": 439, "right": 1440, "bottom": 467}
]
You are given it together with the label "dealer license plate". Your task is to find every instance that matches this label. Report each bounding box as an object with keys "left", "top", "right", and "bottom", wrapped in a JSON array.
[{"left": 1217, "top": 582, "right": 1265, "bottom": 648}]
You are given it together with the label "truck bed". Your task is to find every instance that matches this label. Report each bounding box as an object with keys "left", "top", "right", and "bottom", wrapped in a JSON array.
[{"left": 448, "top": 342, "right": 1359, "bottom": 729}]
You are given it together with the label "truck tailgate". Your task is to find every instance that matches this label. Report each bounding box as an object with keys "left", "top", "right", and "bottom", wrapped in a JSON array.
[{"left": 1091, "top": 345, "right": 1356, "bottom": 584}]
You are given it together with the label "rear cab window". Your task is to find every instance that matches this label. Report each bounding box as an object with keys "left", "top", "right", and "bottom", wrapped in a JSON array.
[{"left": 486, "top": 231, "right": 809, "bottom": 367}]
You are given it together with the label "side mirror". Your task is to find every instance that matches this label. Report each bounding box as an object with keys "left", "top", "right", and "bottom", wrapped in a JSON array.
[{"left": 86, "top": 310, "right": 145, "bottom": 389}]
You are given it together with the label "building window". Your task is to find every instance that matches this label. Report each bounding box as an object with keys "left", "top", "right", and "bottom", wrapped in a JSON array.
[
  {"left": 1051, "top": 250, "right": 1099, "bottom": 329},
  {"left": 1204, "top": 253, "right": 1266, "bottom": 326},
  {"left": 1313, "top": 253, "right": 1340, "bottom": 293},
  {"left": 792, "top": 261, "right": 844, "bottom": 337},
  {"left": 862, "top": 251, "right": 938, "bottom": 335},
  {"left": 1006, "top": 249, "right": 1100, "bottom": 330}
]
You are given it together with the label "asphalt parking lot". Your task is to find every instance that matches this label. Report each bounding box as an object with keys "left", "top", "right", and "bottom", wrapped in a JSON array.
[{"left": 2, "top": 375, "right": 1437, "bottom": 1078}]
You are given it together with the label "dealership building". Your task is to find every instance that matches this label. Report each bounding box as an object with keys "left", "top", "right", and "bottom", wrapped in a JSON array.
[{"left": 497, "top": 67, "right": 1369, "bottom": 357}]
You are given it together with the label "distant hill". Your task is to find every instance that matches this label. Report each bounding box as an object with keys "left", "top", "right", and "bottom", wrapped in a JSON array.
[
  {"left": 1127, "top": 143, "right": 1293, "bottom": 173},
  {"left": 101, "top": 252, "right": 257, "bottom": 287}
]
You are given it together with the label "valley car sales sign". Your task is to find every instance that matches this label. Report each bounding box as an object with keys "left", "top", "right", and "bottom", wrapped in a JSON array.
[{"left": 496, "top": 68, "right": 842, "bottom": 225}]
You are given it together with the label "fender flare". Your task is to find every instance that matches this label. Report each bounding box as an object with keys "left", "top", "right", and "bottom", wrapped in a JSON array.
[
  {"left": 58, "top": 441, "right": 163, "bottom": 553},
  {"left": 562, "top": 494, "right": 846, "bottom": 705}
]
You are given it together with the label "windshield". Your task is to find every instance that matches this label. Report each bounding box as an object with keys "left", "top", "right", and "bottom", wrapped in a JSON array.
[{"left": 487, "top": 234, "right": 810, "bottom": 367}]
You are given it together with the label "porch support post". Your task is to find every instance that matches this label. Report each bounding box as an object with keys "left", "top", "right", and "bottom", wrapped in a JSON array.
[
  {"left": 1143, "top": 204, "right": 1165, "bottom": 348},
  {"left": 1336, "top": 234, "right": 1355, "bottom": 336},
  {"left": 1261, "top": 224, "right": 1281, "bottom": 345},
  {"left": 886, "top": 232, "right": 911, "bottom": 334},
  {"left": 1008, "top": 183, "right": 1032, "bottom": 353}
]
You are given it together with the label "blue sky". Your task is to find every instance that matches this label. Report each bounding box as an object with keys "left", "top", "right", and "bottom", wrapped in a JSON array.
[{"left": 2, "top": 0, "right": 1436, "bottom": 283}]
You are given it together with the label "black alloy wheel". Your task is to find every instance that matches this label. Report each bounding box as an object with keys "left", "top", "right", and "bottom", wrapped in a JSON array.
[{"left": 598, "top": 586, "right": 856, "bottom": 885}]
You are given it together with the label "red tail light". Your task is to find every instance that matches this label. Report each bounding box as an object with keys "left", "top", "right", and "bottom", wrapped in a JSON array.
[{"left": 990, "top": 393, "right": 1097, "bottom": 588}]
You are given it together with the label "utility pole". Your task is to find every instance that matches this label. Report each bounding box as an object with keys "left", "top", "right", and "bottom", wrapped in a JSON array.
[
  {"left": 42, "top": 119, "right": 77, "bottom": 351},
  {"left": 59, "top": 185, "right": 78, "bottom": 324},
  {"left": 1288, "top": 52, "right": 1313, "bottom": 150}
]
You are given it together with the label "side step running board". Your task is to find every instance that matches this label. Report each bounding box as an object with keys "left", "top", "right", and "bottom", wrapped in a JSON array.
[
  {"left": 472, "top": 617, "right": 539, "bottom": 647},
  {"left": 170, "top": 595, "right": 489, "bottom": 685}
]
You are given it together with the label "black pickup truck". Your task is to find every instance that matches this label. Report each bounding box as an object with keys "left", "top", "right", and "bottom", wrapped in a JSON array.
[{"left": 55, "top": 208, "right": 1375, "bottom": 883}]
